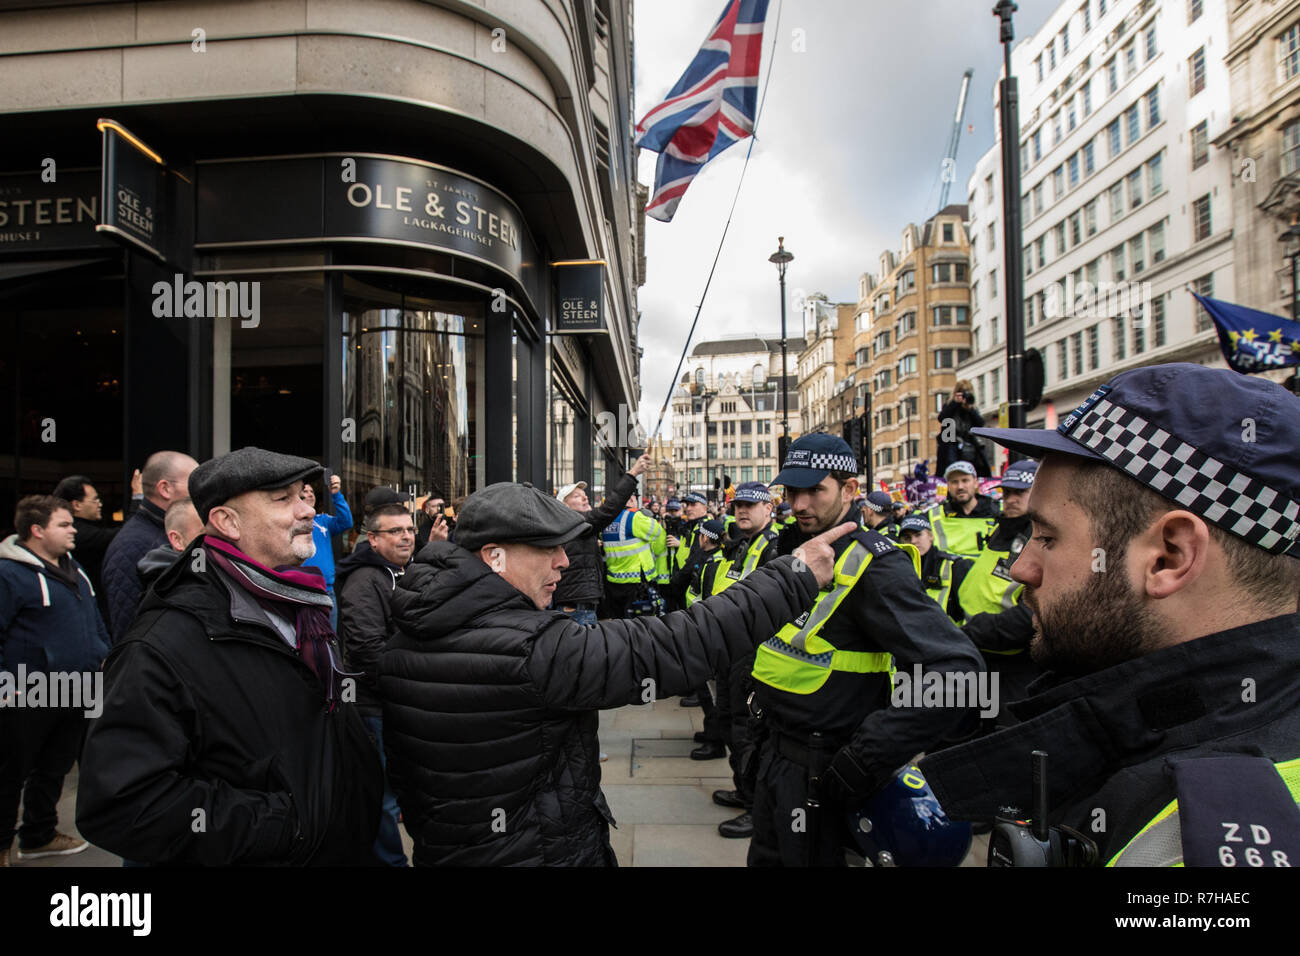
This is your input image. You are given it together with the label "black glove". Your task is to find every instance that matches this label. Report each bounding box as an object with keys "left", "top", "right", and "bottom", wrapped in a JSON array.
[{"left": 821, "top": 745, "right": 880, "bottom": 808}]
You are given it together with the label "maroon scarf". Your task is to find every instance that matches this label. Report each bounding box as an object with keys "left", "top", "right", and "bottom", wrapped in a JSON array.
[{"left": 204, "top": 537, "right": 352, "bottom": 710}]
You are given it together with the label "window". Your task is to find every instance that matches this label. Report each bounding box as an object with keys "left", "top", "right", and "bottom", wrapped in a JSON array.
[
  {"left": 1083, "top": 140, "right": 1096, "bottom": 176},
  {"left": 1106, "top": 119, "right": 1122, "bottom": 161},
  {"left": 1087, "top": 257, "right": 1100, "bottom": 286},
  {"left": 1053, "top": 111, "right": 1063, "bottom": 145},
  {"left": 984, "top": 175, "right": 994, "bottom": 204},
  {"left": 1133, "top": 311, "right": 1146, "bottom": 354},
  {"left": 1126, "top": 104, "right": 1141, "bottom": 145},
  {"left": 1188, "top": 0, "right": 1202, "bottom": 24},
  {"left": 1053, "top": 165, "right": 1066, "bottom": 200},
  {"left": 1054, "top": 222, "right": 1067, "bottom": 257},
  {"left": 1083, "top": 1, "right": 1092, "bottom": 32},
  {"left": 1144, "top": 22, "right": 1157, "bottom": 62},
  {"left": 1113, "top": 315, "right": 1127, "bottom": 360},
  {"left": 897, "top": 270, "right": 916, "bottom": 297},
  {"left": 1106, "top": 57, "right": 1118, "bottom": 95},
  {"left": 1190, "top": 121, "right": 1209, "bottom": 170},
  {"left": 1068, "top": 152, "right": 1081, "bottom": 187},
  {"left": 1061, "top": 24, "right": 1070, "bottom": 55},
  {"left": 1033, "top": 182, "right": 1045, "bottom": 215},
  {"left": 991, "top": 368, "right": 1001, "bottom": 401},
  {"left": 1099, "top": 0, "right": 1107, "bottom": 14},
  {"left": 1068, "top": 102, "right": 1077, "bottom": 133},
  {"left": 1085, "top": 199, "right": 1099, "bottom": 236},
  {"left": 1024, "top": 246, "right": 1034, "bottom": 277},
  {"left": 1070, "top": 211, "right": 1083, "bottom": 246},
  {"left": 896, "top": 311, "right": 917, "bottom": 337},
  {"left": 874, "top": 329, "right": 892, "bottom": 353},
  {"left": 971, "top": 280, "right": 979, "bottom": 305},
  {"left": 855, "top": 347, "right": 869, "bottom": 367},
  {"left": 990, "top": 269, "right": 998, "bottom": 298},
  {"left": 1124, "top": 42, "right": 1137, "bottom": 78},
  {"left": 874, "top": 368, "right": 892, "bottom": 390},
  {"left": 1129, "top": 233, "right": 1146, "bottom": 274},
  {"left": 898, "top": 354, "right": 918, "bottom": 377},
  {"left": 1035, "top": 54, "right": 1044, "bottom": 83},
  {"left": 987, "top": 224, "right": 996, "bottom": 251},
  {"left": 1050, "top": 40, "right": 1058, "bottom": 72},
  {"left": 1146, "top": 85, "right": 1161, "bottom": 127},
  {"left": 1087, "top": 324, "right": 1100, "bottom": 370},
  {"left": 1284, "top": 120, "right": 1300, "bottom": 176},
  {"left": 1109, "top": 181, "right": 1124, "bottom": 221},
  {"left": 943, "top": 222, "right": 955, "bottom": 242},
  {"left": 1033, "top": 128, "right": 1043, "bottom": 162},
  {"left": 1189, "top": 47, "right": 1206, "bottom": 96},
  {"left": 1111, "top": 244, "right": 1126, "bottom": 281},
  {"left": 1127, "top": 168, "right": 1143, "bottom": 208},
  {"left": 1193, "top": 194, "right": 1212, "bottom": 241},
  {"left": 902, "top": 396, "right": 918, "bottom": 418},
  {"left": 741, "top": 442, "right": 752, "bottom": 459},
  {"left": 933, "top": 348, "right": 971, "bottom": 369},
  {"left": 932, "top": 305, "right": 970, "bottom": 326},
  {"left": 1025, "top": 294, "right": 1036, "bottom": 327},
  {"left": 1284, "top": 23, "right": 1300, "bottom": 81},
  {"left": 1057, "top": 340, "right": 1069, "bottom": 379},
  {"left": 1147, "top": 151, "right": 1163, "bottom": 196},
  {"left": 1036, "top": 235, "right": 1046, "bottom": 268},
  {"left": 1152, "top": 294, "right": 1167, "bottom": 346},
  {"left": 1149, "top": 220, "right": 1166, "bottom": 263},
  {"left": 1193, "top": 274, "right": 1215, "bottom": 331},
  {"left": 1083, "top": 81, "right": 1093, "bottom": 117}
]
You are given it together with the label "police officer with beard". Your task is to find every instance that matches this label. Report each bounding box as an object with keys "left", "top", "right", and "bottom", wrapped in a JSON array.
[
  {"left": 921, "top": 365, "right": 1300, "bottom": 866},
  {"left": 747, "top": 434, "right": 984, "bottom": 867}
]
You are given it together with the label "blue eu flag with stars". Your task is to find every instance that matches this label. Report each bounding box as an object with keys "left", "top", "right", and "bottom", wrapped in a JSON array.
[{"left": 1194, "top": 293, "right": 1300, "bottom": 373}]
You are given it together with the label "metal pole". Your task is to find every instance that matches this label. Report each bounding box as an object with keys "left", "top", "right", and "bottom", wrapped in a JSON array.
[
  {"left": 703, "top": 390, "right": 710, "bottom": 502},
  {"left": 864, "top": 391, "right": 874, "bottom": 489},
  {"left": 1292, "top": 252, "right": 1298, "bottom": 323},
  {"left": 995, "top": 1, "right": 1027, "bottom": 430},
  {"left": 779, "top": 273, "right": 790, "bottom": 462}
]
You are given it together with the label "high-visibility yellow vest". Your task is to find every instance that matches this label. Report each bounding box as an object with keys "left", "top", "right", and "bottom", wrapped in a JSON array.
[
  {"left": 751, "top": 535, "right": 895, "bottom": 696},
  {"left": 1107, "top": 757, "right": 1300, "bottom": 867},
  {"left": 673, "top": 521, "right": 700, "bottom": 573},
  {"left": 928, "top": 506, "right": 997, "bottom": 559},
  {"left": 957, "top": 540, "right": 1024, "bottom": 619},
  {"left": 602, "top": 509, "right": 666, "bottom": 584},
  {"left": 711, "top": 526, "right": 777, "bottom": 596},
  {"left": 922, "top": 553, "right": 961, "bottom": 624},
  {"left": 685, "top": 551, "right": 724, "bottom": 607}
]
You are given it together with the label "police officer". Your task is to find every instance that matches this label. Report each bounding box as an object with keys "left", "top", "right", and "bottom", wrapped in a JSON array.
[
  {"left": 883, "top": 500, "right": 909, "bottom": 539},
  {"left": 897, "top": 513, "right": 973, "bottom": 625},
  {"left": 921, "top": 364, "right": 1300, "bottom": 867},
  {"left": 927, "top": 461, "right": 999, "bottom": 559},
  {"left": 772, "top": 501, "right": 794, "bottom": 532},
  {"left": 662, "top": 499, "right": 687, "bottom": 540},
  {"left": 957, "top": 460, "right": 1041, "bottom": 712},
  {"left": 678, "top": 519, "right": 726, "bottom": 607},
  {"left": 705, "top": 482, "right": 780, "bottom": 837},
  {"left": 600, "top": 492, "right": 668, "bottom": 620},
  {"left": 860, "top": 491, "right": 894, "bottom": 532},
  {"left": 667, "top": 493, "right": 709, "bottom": 581},
  {"left": 747, "top": 433, "right": 985, "bottom": 867}
]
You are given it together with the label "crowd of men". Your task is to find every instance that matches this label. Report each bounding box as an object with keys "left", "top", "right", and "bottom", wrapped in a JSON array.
[{"left": 1, "top": 362, "right": 1298, "bottom": 868}]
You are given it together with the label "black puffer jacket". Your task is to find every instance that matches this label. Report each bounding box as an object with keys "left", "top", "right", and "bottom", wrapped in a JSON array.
[
  {"left": 77, "top": 534, "right": 383, "bottom": 866},
  {"left": 552, "top": 471, "right": 639, "bottom": 607},
  {"left": 380, "top": 540, "right": 820, "bottom": 866},
  {"left": 336, "top": 540, "right": 407, "bottom": 717},
  {"left": 101, "top": 499, "right": 167, "bottom": 644}
]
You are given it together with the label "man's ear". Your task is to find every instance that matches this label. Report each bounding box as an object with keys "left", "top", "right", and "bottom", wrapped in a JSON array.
[
  {"left": 842, "top": 477, "right": 860, "bottom": 501},
  {"left": 1142, "top": 510, "right": 1211, "bottom": 599},
  {"left": 479, "top": 544, "right": 508, "bottom": 573},
  {"left": 207, "top": 505, "right": 239, "bottom": 541}
]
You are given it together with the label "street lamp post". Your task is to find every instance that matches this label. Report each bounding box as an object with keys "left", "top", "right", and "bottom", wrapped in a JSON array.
[
  {"left": 994, "top": 1, "right": 1027, "bottom": 431},
  {"left": 769, "top": 237, "right": 794, "bottom": 466},
  {"left": 1280, "top": 219, "right": 1300, "bottom": 322}
]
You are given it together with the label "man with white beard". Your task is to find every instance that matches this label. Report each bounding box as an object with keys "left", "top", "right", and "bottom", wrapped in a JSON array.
[{"left": 77, "top": 448, "right": 382, "bottom": 866}]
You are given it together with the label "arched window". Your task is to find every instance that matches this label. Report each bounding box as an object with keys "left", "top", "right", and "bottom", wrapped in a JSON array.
[
  {"left": 695, "top": 367, "right": 705, "bottom": 386},
  {"left": 753, "top": 364, "right": 765, "bottom": 386}
]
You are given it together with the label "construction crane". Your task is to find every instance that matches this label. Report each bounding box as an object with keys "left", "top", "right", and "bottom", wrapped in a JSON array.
[{"left": 937, "top": 68, "right": 974, "bottom": 212}]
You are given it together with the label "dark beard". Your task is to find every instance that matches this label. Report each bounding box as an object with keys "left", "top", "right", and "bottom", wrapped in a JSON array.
[{"left": 1026, "top": 561, "right": 1167, "bottom": 677}]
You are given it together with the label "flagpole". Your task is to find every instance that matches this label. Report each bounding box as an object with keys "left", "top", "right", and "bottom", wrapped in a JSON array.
[{"left": 649, "top": 0, "right": 785, "bottom": 443}]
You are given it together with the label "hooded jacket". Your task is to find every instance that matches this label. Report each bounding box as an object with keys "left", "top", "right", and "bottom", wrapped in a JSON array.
[
  {"left": 136, "top": 545, "right": 181, "bottom": 591},
  {"left": 335, "top": 540, "right": 407, "bottom": 717},
  {"left": 379, "top": 540, "right": 820, "bottom": 866},
  {"left": 0, "top": 535, "right": 109, "bottom": 674},
  {"left": 553, "top": 471, "right": 639, "bottom": 608},
  {"left": 76, "top": 534, "right": 382, "bottom": 866},
  {"left": 101, "top": 499, "right": 168, "bottom": 645}
]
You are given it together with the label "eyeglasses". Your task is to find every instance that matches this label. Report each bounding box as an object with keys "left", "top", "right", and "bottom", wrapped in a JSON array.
[{"left": 371, "top": 527, "right": 416, "bottom": 537}]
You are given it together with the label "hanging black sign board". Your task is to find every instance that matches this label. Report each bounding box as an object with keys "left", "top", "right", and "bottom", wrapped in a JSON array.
[
  {"left": 553, "top": 260, "right": 606, "bottom": 334},
  {"left": 96, "top": 119, "right": 167, "bottom": 261}
]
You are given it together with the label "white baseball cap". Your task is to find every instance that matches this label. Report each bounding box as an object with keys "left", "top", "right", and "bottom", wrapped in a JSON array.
[{"left": 556, "top": 481, "right": 588, "bottom": 502}]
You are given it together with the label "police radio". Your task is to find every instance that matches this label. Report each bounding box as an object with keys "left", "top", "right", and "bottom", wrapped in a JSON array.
[{"left": 987, "top": 750, "right": 1099, "bottom": 867}]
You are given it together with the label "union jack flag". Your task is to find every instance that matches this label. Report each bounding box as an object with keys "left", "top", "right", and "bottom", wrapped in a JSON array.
[{"left": 635, "top": 0, "right": 770, "bottom": 222}]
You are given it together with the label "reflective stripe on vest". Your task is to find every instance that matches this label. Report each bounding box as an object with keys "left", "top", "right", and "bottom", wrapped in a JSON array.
[
  {"left": 929, "top": 509, "right": 994, "bottom": 559},
  {"left": 604, "top": 510, "right": 655, "bottom": 582},
  {"left": 1107, "top": 757, "right": 1300, "bottom": 867},
  {"left": 712, "top": 530, "right": 775, "bottom": 596},
  {"left": 958, "top": 544, "right": 1022, "bottom": 618},
  {"left": 752, "top": 539, "right": 893, "bottom": 695},
  {"left": 924, "top": 557, "right": 956, "bottom": 622}
]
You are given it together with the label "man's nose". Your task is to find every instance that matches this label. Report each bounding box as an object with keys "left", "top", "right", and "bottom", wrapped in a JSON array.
[
  {"left": 1010, "top": 548, "right": 1039, "bottom": 587},
  {"left": 555, "top": 549, "right": 570, "bottom": 570}
]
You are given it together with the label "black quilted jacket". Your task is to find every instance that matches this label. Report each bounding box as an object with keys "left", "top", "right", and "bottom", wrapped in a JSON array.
[
  {"left": 380, "top": 539, "right": 820, "bottom": 866},
  {"left": 551, "top": 471, "right": 639, "bottom": 607}
]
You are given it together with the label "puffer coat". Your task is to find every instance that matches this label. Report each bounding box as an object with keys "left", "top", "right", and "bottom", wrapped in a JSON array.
[{"left": 380, "top": 539, "right": 819, "bottom": 866}]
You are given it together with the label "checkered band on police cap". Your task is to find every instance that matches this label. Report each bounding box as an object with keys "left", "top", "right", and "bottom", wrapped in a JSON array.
[
  {"left": 733, "top": 482, "right": 772, "bottom": 503},
  {"left": 1061, "top": 392, "right": 1300, "bottom": 556},
  {"left": 783, "top": 450, "right": 858, "bottom": 474}
]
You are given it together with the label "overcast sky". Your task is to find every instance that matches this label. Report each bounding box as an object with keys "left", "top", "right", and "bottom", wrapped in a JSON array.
[{"left": 633, "top": 0, "right": 1061, "bottom": 433}]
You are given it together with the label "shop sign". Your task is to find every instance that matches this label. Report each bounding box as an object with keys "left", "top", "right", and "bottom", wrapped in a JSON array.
[{"left": 553, "top": 260, "right": 606, "bottom": 334}]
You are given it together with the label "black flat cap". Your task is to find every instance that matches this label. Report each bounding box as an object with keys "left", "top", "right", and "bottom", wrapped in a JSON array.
[
  {"left": 364, "top": 486, "right": 409, "bottom": 510},
  {"left": 189, "top": 447, "right": 323, "bottom": 523},
  {"left": 455, "top": 482, "right": 587, "bottom": 552}
]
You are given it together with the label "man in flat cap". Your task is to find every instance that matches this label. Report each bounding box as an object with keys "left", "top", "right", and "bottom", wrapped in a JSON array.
[
  {"left": 378, "top": 481, "right": 855, "bottom": 866},
  {"left": 921, "top": 364, "right": 1300, "bottom": 867},
  {"left": 77, "top": 447, "right": 382, "bottom": 865}
]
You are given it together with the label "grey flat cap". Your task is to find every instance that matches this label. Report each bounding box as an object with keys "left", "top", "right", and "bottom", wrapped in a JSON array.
[
  {"left": 189, "top": 447, "right": 323, "bottom": 523},
  {"left": 364, "top": 486, "right": 409, "bottom": 510},
  {"left": 456, "top": 481, "right": 587, "bottom": 552}
]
